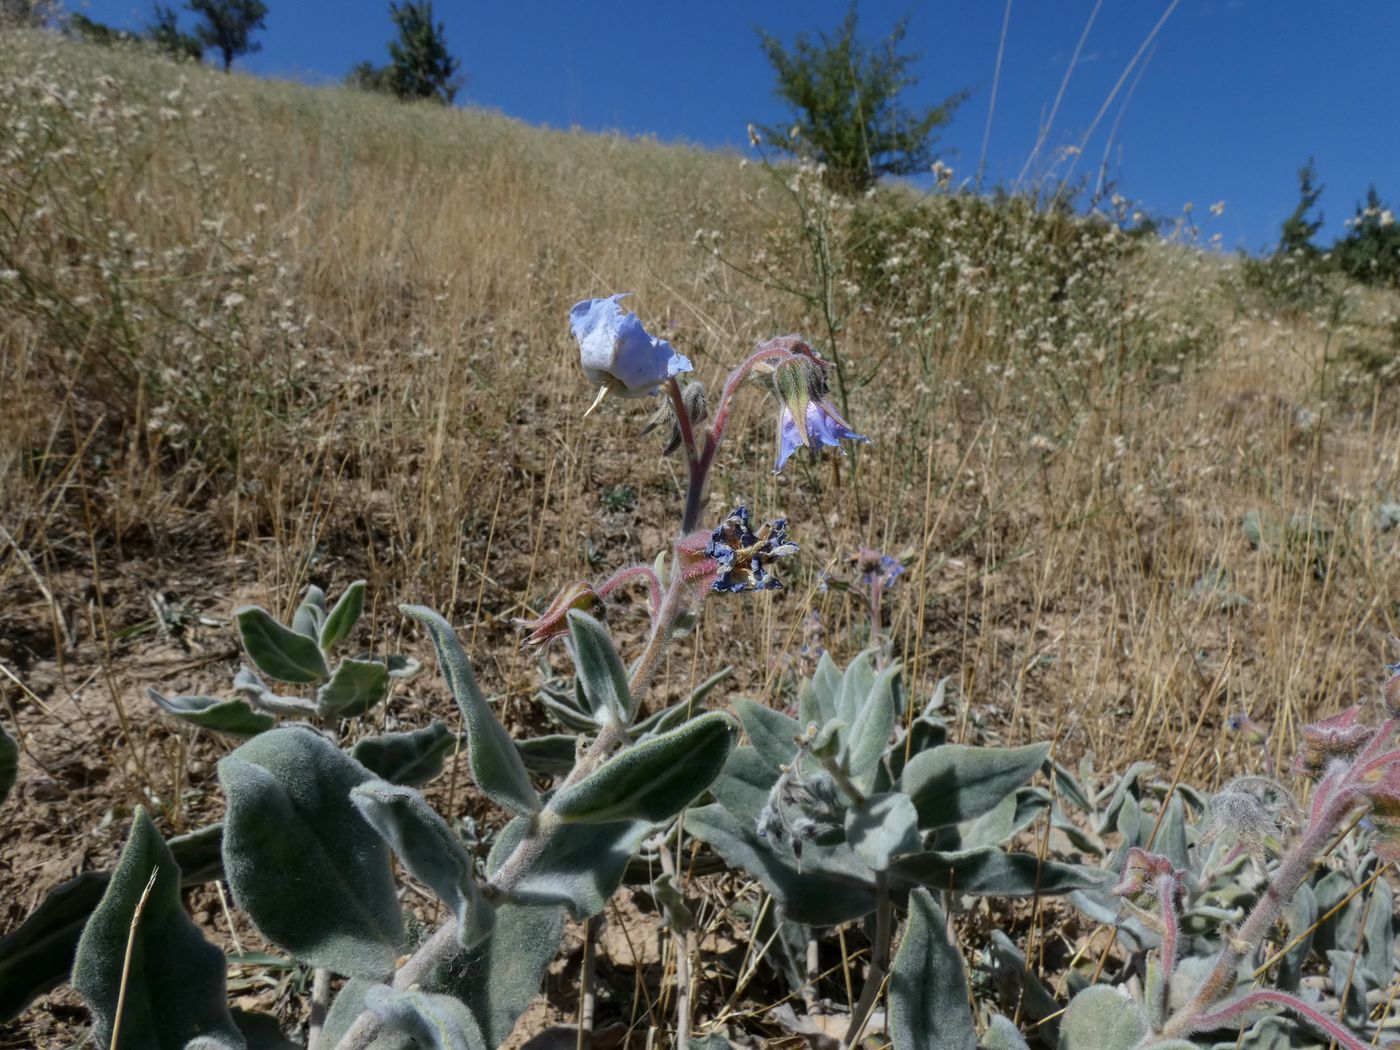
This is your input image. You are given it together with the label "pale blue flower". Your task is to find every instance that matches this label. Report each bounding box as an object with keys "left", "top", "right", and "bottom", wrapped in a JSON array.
[
  {"left": 774, "top": 399, "right": 869, "bottom": 472},
  {"left": 570, "top": 293, "right": 691, "bottom": 402}
]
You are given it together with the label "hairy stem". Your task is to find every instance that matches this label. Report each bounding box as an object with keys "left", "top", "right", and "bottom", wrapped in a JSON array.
[
  {"left": 659, "top": 841, "right": 692, "bottom": 1046},
  {"left": 842, "top": 871, "right": 891, "bottom": 1048},
  {"left": 1185, "top": 989, "right": 1371, "bottom": 1050}
]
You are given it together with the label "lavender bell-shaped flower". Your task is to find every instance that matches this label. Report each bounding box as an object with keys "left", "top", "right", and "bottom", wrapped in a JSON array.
[
  {"left": 570, "top": 293, "right": 692, "bottom": 415},
  {"left": 769, "top": 351, "right": 868, "bottom": 472}
]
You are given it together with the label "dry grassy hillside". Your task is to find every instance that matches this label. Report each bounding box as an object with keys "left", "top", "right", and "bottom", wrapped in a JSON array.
[{"left": 1, "top": 27, "right": 1398, "bottom": 1048}]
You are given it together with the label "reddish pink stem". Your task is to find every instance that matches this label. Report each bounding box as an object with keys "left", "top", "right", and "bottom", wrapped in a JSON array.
[
  {"left": 597, "top": 564, "right": 663, "bottom": 613},
  {"left": 1188, "top": 990, "right": 1370, "bottom": 1050}
]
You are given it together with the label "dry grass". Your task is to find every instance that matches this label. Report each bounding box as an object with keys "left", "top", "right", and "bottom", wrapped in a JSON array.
[{"left": 2, "top": 27, "right": 1398, "bottom": 1048}]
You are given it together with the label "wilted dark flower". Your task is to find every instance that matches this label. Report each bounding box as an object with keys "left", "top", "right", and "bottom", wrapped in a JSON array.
[
  {"left": 1291, "top": 706, "right": 1372, "bottom": 779},
  {"left": 757, "top": 768, "right": 844, "bottom": 859},
  {"left": 705, "top": 506, "right": 799, "bottom": 593},
  {"left": 1225, "top": 712, "right": 1270, "bottom": 746}
]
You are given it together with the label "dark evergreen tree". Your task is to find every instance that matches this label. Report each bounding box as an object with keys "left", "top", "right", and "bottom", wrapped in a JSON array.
[
  {"left": 186, "top": 0, "right": 267, "bottom": 72},
  {"left": 1332, "top": 186, "right": 1400, "bottom": 288},
  {"left": 755, "top": 3, "right": 966, "bottom": 193},
  {"left": 147, "top": 3, "right": 203, "bottom": 60},
  {"left": 1278, "top": 158, "right": 1324, "bottom": 257},
  {"left": 348, "top": 2, "right": 462, "bottom": 104}
]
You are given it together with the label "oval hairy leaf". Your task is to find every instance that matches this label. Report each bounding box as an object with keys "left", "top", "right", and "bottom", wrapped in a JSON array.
[
  {"left": 291, "top": 584, "right": 326, "bottom": 641},
  {"left": 734, "top": 697, "right": 799, "bottom": 775},
  {"left": 488, "top": 813, "right": 649, "bottom": 919},
  {"left": 363, "top": 986, "right": 486, "bottom": 1050},
  {"left": 316, "top": 657, "right": 390, "bottom": 719},
  {"left": 401, "top": 605, "right": 540, "bottom": 816},
  {"left": 352, "top": 721, "right": 456, "bottom": 787},
  {"left": 320, "top": 579, "right": 367, "bottom": 651},
  {"left": 566, "top": 610, "right": 632, "bottom": 726},
  {"left": 219, "top": 726, "right": 404, "bottom": 976},
  {"left": 901, "top": 742, "right": 1050, "bottom": 830},
  {"left": 73, "top": 808, "right": 239, "bottom": 1050},
  {"left": 549, "top": 712, "right": 737, "bottom": 824},
  {"left": 236, "top": 605, "right": 330, "bottom": 684},
  {"left": 149, "top": 688, "right": 276, "bottom": 737},
  {"left": 351, "top": 781, "right": 495, "bottom": 948},
  {"left": 1057, "top": 986, "right": 1147, "bottom": 1050},
  {"left": 891, "top": 847, "right": 1102, "bottom": 897},
  {"left": 846, "top": 792, "right": 920, "bottom": 871},
  {"left": 843, "top": 663, "right": 900, "bottom": 791},
  {"left": 889, "top": 888, "right": 976, "bottom": 1050}
]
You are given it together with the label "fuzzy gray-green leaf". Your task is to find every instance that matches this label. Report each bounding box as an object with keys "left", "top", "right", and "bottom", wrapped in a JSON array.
[
  {"left": 320, "top": 579, "right": 367, "bottom": 651},
  {"left": 149, "top": 688, "right": 277, "bottom": 737},
  {"left": 488, "top": 813, "right": 649, "bottom": 918},
  {"left": 364, "top": 985, "right": 487, "bottom": 1050},
  {"left": 291, "top": 584, "right": 326, "bottom": 640},
  {"left": 889, "top": 888, "right": 976, "bottom": 1050},
  {"left": 844, "top": 663, "right": 900, "bottom": 790},
  {"left": 733, "top": 698, "right": 799, "bottom": 775},
  {"left": 891, "top": 847, "right": 1101, "bottom": 897},
  {"left": 402, "top": 604, "right": 540, "bottom": 816},
  {"left": 72, "top": 808, "right": 239, "bottom": 1050},
  {"left": 1058, "top": 986, "right": 1146, "bottom": 1050},
  {"left": 845, "top": 792, "right": 920, "bottom": 871},
  {"left": 352, "top": 720, "right": 456, "bottom": 786},
  {"left": 566, "top": 610, "right": 632, "bottom": 726},
  {"left": 351, "top": 781, "right": 495, "bottom": 948},
  {"left": 236, "top": 604, "right": 330, "bottom": 683},
  {"left": 317, "top": 657, "right": 390, "bottom": 719},
  {"left": 901, "top": 742, "right": 1050, "bottom": 830},
  {"left": 0, "top": 720, "right": 17, "bottom": 809},
  {"left": 549, "top": 712, "right": 736, "bottom": 824},
  {"left": 981, "top": 1015, "right": 1031, "bottom": 1050},
  {"left": 684, "top": 803, "right": 877, "bottom": 925},
  {"left": 219, "top": 726, "right": 403, "bottom": 976}
]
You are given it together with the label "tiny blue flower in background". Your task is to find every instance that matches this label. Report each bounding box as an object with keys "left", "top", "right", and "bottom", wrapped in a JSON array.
[
  {"left": 852, "top": 546, "right": 903, "bottom": 590},
  {"left": 705, "top": 506, "right": 799, "bottom": 593},
  {"left": 774, "top": 399, "right": 869, "bottom": 472},
  {"left": 570, "top": 293, "right": 691, "bottom": 412}
]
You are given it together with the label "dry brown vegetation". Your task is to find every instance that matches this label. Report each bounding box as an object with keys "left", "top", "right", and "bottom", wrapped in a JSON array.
[{"left": 1, "top": 28, "right": 1398, "bottom": 1048}]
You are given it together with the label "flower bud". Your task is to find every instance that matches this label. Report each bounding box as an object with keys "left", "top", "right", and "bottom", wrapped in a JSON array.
[
  {"left": 1111, "top": 847, "right": 1183, "bottom": 908},
  {"left": 1366, "top": 766, "right": 1400, "bottom": 860},
  {"left": 513, "top": 581, "right": 601, "bottom": 647},
  {"left": 1291, "top": 706, "right": 1371, "bottom": 779}
]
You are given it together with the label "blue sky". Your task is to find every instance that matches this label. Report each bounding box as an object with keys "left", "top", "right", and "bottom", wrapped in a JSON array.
[{"left": 72, "top": 0, "right": 1400, "bottom": 252}]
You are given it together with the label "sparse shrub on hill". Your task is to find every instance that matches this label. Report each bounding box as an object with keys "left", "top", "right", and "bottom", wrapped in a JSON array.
[
  {"left": 349, "top": 1, "right": 462, "bottom": 105},
  {"left": 187, "top": 0, "right": 267, "bottom": 72}
]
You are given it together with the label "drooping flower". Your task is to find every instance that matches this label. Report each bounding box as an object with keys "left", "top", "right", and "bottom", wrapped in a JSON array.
[
  {"left": 513, "top": 581, "right": 601, "bottom": 647},
  {"left": 705, "top": 506, "right": 799, "bottom": 593},
  {"left": 569, "top": 293, "right": 691, "bottom": 413},
  {"left": 763, "top": 336, "right": 868, "bottom": 472},
  {"left": 774, "top": 395, "right": 869, "bottom": 473}
]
